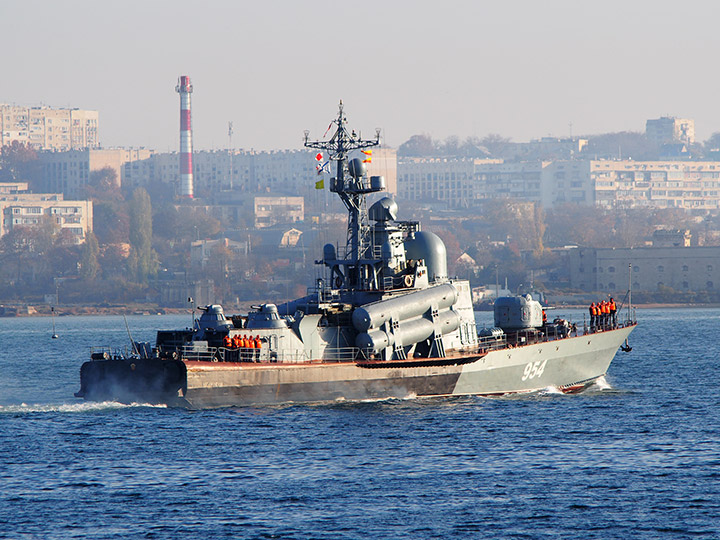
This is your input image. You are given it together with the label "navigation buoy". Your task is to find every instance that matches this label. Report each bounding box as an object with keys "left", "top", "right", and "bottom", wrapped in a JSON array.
[{"left": 51, "top": 307, "right": 58, "bottom": 339}]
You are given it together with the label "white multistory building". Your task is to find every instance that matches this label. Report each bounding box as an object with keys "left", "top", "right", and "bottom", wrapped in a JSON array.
[
  {"left": 1, "top": 104, "right": 99, "bottom": 150},
  {"left": 0, "top": 189, "right": 93, "bottom": 243},
  {"left": 121, "top": 148, "right": 397, "bottom": 199}
]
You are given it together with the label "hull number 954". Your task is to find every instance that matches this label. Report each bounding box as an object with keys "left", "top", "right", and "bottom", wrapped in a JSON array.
[{"left": 521, "top": 359, "right": 547, "bottom": 381}]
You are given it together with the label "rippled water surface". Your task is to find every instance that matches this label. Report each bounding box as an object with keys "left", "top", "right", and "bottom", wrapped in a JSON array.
[{"left": 1, "top": 308, "right": 719, "bottom": 539}]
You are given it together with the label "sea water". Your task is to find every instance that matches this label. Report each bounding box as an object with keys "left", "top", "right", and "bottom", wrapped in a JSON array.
[{"left": 0, "top": 308, "right": 719, "bottom": 539}]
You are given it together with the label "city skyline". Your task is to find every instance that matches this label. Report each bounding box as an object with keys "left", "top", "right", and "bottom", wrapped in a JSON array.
[{"left": 4, "top": 0, "right": 720, "bottom": 151}]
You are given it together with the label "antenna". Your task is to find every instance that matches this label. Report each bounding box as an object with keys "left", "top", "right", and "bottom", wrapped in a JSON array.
[
  {"left": 228, "top": 121, "right": 234, "bottom": 190},
  {"left": 628, "top": 263, "right": 632, "bottom": 323}
]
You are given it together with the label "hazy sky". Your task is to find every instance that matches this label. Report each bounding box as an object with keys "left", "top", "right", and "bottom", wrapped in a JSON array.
[{"left": 4, "top": 0, "right": 720, "bottom": 151}]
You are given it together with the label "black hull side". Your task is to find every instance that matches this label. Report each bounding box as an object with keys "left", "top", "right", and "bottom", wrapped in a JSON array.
[
  {"left": 173, "top": 370, "right": 464, "bottom": 409},
  {"left": 76, "top": 358, "right": 186, "bottom": 404}
]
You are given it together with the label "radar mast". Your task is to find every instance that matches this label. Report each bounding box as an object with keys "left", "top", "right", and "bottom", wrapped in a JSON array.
[{"left": 304, "top": 101, "right": 382, "bottom": 289}]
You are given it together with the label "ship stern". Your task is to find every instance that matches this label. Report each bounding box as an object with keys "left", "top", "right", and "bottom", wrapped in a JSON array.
[{"left": 76, "top": 358, "right": 187, "bottom": 405}]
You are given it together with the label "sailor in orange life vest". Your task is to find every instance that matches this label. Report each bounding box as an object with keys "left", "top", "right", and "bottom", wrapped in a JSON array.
[
  {"left": 223, "top": 333, "right": 232, "bottom": 350},
  {"left": 240, "top": 334, "right": 248, "bottom": 361},
  {"left": 246, "top": 334, "right": 256, "bottom": 362},
  {"left": 589, "top": 302, "right": 597, "bottom": 329},
  {"left": 609, "top": 297, "right": 617, "bottom": 327}
]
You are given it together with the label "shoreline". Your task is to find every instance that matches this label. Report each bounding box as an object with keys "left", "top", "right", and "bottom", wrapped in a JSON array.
[{"left": 2, "top": 302, "right": 719, "bottom": 317}]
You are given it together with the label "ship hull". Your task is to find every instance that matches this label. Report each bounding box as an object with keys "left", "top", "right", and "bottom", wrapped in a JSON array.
[{"left": 77, "top": 325, "right": 634, "bottom": 408}]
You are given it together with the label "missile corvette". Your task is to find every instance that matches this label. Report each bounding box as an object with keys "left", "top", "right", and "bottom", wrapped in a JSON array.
[{"left": 76, "top": 103, "right": 635, "bottom": 408}]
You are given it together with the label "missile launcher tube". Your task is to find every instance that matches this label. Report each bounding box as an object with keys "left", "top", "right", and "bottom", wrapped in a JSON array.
[
  {"left": 356, "top": 309, "right": 460, "bottom": 352},
  {"left": 351, "top": 283, "right": 457, "bottom": 332}
]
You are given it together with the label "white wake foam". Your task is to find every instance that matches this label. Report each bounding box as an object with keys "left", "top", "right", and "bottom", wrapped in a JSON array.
[
  {"left": 0, "top": 401, "right": 167, "bottom": 414},
  {"left": 592, "top": 375, "right": 612, "bottom": 390}
]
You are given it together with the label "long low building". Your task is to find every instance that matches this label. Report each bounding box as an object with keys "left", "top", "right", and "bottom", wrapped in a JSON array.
[
  {"left": 567, "top": 245, "right": 720, "bottom": 293},
  {"left": 397, "top": 158, "right": 720, "bottom": 212},
  {"left": 120, "top": 147, "right": 397, "bottom": 199}
]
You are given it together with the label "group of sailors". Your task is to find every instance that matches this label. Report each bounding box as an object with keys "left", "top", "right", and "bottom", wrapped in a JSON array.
[
  {"left": 222, "top": 333, "right": 263, "bottom": 362},
  {"left": 589, "top": 298, "right": 617, "bottom": 330}
]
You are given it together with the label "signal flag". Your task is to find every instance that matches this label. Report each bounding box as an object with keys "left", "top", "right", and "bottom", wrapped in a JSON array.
[{"left": 315, "top": 179, "right": 324, "bottom": 190}]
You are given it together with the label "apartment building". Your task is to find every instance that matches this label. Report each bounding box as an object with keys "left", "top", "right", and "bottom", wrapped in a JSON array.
[
  {"left": 0, "top": 190, "right": 93, "bottom": 243},
  {"left": 397, "top": 158, "right": 502, "bottom": 207},
  {"left": 122, "top": 147, "right": 397, "bottom": 199},
  {"left": 646, "top": 116, "right": 695, "bottom": 146},
  {"left": 588, "top": 160, "right": 720, "bottom": 212},
  {"left": 532, "top": 159, "right": 720, "bottom": 211},
  {"left": 1, "top": 105, "right": 99, "bottom": 150},
  {"left": 254, "top": 196, "right": 304, "bottom": 228}
]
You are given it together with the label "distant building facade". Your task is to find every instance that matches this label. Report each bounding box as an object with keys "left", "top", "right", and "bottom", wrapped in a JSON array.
[
  {"left": 587, "top": 160, "right": 720, "bottom": 212},
  {"left": 567, "top": 245, "right": 720, "bottom": 292},
  {"left": 254, "top": 196, "right": 304, "bottom": 228},
  {"left": 479, "top": 161, "right": 551, "bottom": 205},
  {"left": 40, "top": 148, "right": 153, "bottom": 198},
  {"left": 652, "top": 229, "right": 691, "bottom": 247},
  {"left": 0, "top": 182, "right": 29, "bottom": 194},
  {"left": 397, "top": 157, "right": 502, "bottom": 207},
  {"left": 121, "top": 147, "right": 398, "bottom": 200},
  {"left": 646, "top": 116, "right": 695, "bottom": 146},
  {"left": 0, "top": 190, "right": 93, "bottom": 243},
  {"left": 398, "top": 157, "right": 720, "bottom": 212},
  {"left": 1, "top": 104, "right": 99, "bottom": 150},
  {"left": 505, "top": 137, "right": 588, "bottom": 161}
]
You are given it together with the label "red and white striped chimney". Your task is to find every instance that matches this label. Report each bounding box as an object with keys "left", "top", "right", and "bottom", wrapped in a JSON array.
[{"left": 175, "top": 75, "right": 194, "bottom": 198}]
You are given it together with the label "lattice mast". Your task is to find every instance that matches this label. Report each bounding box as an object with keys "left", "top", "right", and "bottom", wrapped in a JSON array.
[{"left": 304, "top": 101, "right": 381, "bottom": 287}]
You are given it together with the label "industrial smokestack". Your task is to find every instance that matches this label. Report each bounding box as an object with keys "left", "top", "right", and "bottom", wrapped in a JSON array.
[{"left": 175, "top": 75, "right": 194, "bottom": 198}]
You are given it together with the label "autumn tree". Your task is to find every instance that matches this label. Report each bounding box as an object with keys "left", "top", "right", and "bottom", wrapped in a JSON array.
[
  {"left": 483, "top": 200, "right": 546, "bottom": 254},
  {"left": 0, "top": 141, "right": 42, "bottom": 190},
  {"left": 478, "top": 134, "right": 512, "bottom": 158},
  {"left": 398, "top": 134, "right": 436, "bottom": 156},
  {"left": 153, "top": 205, "right": 221, "bottom": 242},
  {"left": 704, "top": 132, "right": 720, "bottom": 152},
  {"left": 128, "top": 188, "right": 159, "bottom": 283},
  {"left": 84, "top": 167, "right": 122, "bottom": 200},
  {"left": 80, "top": 231, "right": 100, "bottom": 280}
]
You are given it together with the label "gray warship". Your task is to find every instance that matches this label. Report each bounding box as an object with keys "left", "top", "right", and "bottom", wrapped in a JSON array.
[{"left": 76, "top": 103, "right": 636, "bottom": 408}]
